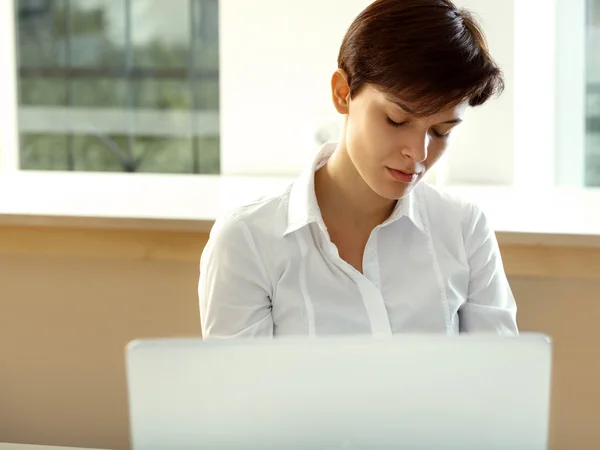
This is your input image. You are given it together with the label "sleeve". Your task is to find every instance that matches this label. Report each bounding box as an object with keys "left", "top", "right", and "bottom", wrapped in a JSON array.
[
  {"left": 198, "top": 215, "right": 274, "bottom": 338},
  {"left": 459, "top": 205, "right": 519, "bottom": 334}
]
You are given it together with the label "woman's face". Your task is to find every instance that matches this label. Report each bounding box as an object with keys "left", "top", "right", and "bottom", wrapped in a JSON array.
[{"left": 333, "top": 72, "right": 467, "bottom": 200}]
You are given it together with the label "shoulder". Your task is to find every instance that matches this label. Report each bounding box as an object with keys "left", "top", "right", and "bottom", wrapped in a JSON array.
[
  {"left": 416, "top": 183, "right": 491, "bottom": 239},
  {"left": 417, "top": 182, "right": 478, "bottom": 215},
  {"left": 208, "top": 184, "right": 291, "bottom": 245},
  {"left": 418, "top": 182, "right": 480, "bottom": 218}
]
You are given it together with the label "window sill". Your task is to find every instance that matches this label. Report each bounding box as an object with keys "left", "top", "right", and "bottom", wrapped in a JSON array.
[
  {"left": 1, "top": 171, "right": 600, "bottom": 247},
  {"left": 0, "top": 171, "right": 293, "bottom": 232}
]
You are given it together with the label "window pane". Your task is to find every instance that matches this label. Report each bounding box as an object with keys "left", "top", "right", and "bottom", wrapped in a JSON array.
[
  {"left": 134, "top": 79, "right": 192, "bottom": 110},
  {"left": 72, "top": 78, "right": 128, "bottom": 108},
  {"left": 132, "top": 136, "right": 194, "bottom": 174},
  {"left": 132, "top": 0, "right": 190, "bottom": 68},
  {"left": 195, "top": 78, "right": 219, "bottom": 111},
  {"left": 195, "top": 136, "right": 220, "bottom": 174},
  {"left": 587, "top": 0, "right": 600, "bottom": 186},
  {"left": 19, "top": 77, "right": 67, "bottom": 106},
  {"left": 20, "top": 133, "right": 69, "bottom": 170},
  {"left": 69, "top": 0, "right": 126, "bottom": 68},
  {"left": 72, "top": 134, "right": 130, "bottom": 172},
  {"left": 15, "top": 0, "right": 220, "bottom": 174},
  {"left": 17, "top": 0, "right": 67, "bottom": 68},
  {"left": 192, "top": 0, "right": 218, "bottom": 72}
]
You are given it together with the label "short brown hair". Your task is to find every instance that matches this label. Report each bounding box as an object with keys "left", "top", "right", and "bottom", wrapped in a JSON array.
[{"left": 338, "top": 0, "right": 504, "bottom": 116}]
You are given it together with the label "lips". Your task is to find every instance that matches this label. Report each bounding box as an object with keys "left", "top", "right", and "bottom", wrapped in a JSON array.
[{"left": 387, "top": 167, "right": 418, "bottom": 183}]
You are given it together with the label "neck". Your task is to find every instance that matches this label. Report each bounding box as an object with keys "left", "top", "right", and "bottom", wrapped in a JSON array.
[{"left": 315, "top": 143, "right": 396, "bottom": 231}]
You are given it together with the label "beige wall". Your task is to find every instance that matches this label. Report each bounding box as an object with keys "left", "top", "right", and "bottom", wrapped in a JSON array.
[
  {"left": 0, "top": 254, "right": 202, "bottom": 450},
  {"left": 511, "top": 277, "right": 600, "bottom": 448},
  {"left": 1, "top": 238, "right": 600, "bottom": 450}
]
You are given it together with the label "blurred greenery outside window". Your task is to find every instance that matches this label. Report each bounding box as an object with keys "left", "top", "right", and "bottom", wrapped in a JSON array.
[
  {"left": 16, "top": 0, "right": 220, "bottom": 174},
  {"left": 587, "top": 0, "right": 600, "bottom": 186}
]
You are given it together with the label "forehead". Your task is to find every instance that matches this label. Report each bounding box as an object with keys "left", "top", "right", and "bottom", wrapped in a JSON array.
[{"left": 361, "top": 84, "right": 468, "bottom": 117}]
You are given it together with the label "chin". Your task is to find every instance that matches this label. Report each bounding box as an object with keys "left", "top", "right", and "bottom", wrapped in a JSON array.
[{"left": 374, "top": 182, "right": 414, "bottom": 201}]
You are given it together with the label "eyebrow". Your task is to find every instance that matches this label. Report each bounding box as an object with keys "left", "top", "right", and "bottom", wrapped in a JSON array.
[
  {"left": 385, "top": 96, "right": 463, "bottom": 125},
  {"left": 386, "top": 96, "right": 416, "bottom": 115}
]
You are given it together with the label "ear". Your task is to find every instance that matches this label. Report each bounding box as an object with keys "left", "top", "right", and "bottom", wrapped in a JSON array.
[{"left": 331, "top": 69, "right": 351, "bottom": 115}]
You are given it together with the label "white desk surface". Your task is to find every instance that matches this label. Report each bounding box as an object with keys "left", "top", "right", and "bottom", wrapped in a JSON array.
[{"left": 1, "top": 171, "right": 600, "bottom": 247}]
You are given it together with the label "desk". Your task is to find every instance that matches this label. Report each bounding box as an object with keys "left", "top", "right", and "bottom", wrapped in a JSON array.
[
  {"left": 2, "top": 179, "right": 600, "bottom": 450},
  {"left": 2, "top": 173, "right": 600, "bottom": 279}
]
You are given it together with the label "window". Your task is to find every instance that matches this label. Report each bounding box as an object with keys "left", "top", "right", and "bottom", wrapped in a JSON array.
[
  {"left": 587, "top": 0, "right": 600, "bottom": 186},
  {"left": 3, "top": 0, "right": 595, "bottom": 185},
  {"left": 15, "top": 0, "right": 219, "bottom": 174}
]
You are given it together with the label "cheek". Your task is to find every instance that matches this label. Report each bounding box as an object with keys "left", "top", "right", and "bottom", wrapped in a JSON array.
[
  {"left": 360, "top": 114, "right": 395, "bottom": 149},
  {"left": 348, "top": 110, "right": 389, "bottom": 153},
  {"left": 425, "top": 140, "right": 448, "bottom": 166}
]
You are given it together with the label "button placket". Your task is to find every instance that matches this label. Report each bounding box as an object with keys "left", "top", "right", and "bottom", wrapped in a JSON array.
[
  {"left": 320, "top": 225, "right": 392, "bottom": 336},
  {"left": 359, "top": 226, "right": 391, "bottom": 336}
]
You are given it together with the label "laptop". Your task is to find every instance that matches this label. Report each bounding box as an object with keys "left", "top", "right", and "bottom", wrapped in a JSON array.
[{"left": 125, "top": 334, "right": 552, "bottom": 450}]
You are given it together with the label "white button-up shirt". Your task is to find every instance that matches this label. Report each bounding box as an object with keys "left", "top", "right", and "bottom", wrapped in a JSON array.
[{"left": 199, "top": 143, "right": 518, "bottom": 337}]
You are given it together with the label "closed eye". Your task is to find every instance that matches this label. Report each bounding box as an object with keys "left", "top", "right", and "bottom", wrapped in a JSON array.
[
  {"left": 388, "top": 116, "right": 454, "bottom": 139},
  {"left": 386, "top": 117, "right": 407, "bottom": 128},
  {"left": 431, "top": 129, "right": 450, "bottom": 139}
]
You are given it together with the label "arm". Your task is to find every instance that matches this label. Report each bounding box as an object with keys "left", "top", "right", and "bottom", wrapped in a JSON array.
[
  {"left": 459, "top": 205, "right": 518, "bottom": 334},
  {"left": 199, "top": 215, "right": 274, "bottom": 338}
]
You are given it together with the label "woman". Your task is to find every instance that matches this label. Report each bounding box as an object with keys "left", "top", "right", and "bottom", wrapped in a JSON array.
[{"left": 199, "top": 0, "right": 518, "bottom": 337}]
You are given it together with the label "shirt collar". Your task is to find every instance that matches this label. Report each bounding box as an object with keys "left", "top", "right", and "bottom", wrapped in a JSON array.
[
  {"left": 283, "top": 142, "right": 424, "bottom": 236},
  {"left": 384, "top": 185, "right": 424, "bottom": 231}
]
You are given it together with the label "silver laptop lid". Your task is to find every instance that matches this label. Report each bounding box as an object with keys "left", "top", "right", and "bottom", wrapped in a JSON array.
[{"left": 126, "top": 334, "right": 552, "bottom": 450}]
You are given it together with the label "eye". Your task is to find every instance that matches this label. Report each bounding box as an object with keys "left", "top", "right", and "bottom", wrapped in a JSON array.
[
  {"left": 431, "top": 129, "right": 450, "bottom": 140},
  {"left": 387, "top": 117, "right": 407, "bottom": 128}
]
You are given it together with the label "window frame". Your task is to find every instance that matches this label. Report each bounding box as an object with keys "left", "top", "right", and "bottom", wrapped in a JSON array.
[
  {"left": 555, "top": 0, "right": 587, "bottom": 187},
  {"left": 0, "top": 0, "right": 20, "bottom": 172}
]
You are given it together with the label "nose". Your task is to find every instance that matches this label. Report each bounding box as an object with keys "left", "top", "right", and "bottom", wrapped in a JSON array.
[{"left": 400, "top": 131, "right": 429, "bottom": 163}]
